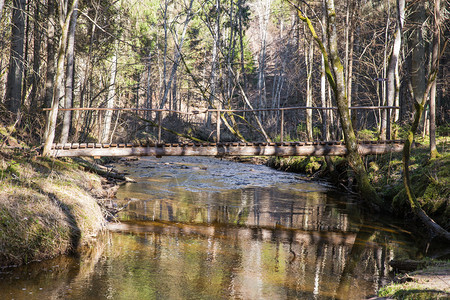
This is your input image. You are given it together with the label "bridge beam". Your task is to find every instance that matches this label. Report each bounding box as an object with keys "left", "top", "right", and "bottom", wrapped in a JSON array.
[{"left": 48, "top": 142, "right": 404, "bottom": 157}]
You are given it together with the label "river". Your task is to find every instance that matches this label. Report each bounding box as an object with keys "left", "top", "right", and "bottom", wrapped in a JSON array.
[{"left": 0, "top": 157, "right": 417, "bottom": 299}]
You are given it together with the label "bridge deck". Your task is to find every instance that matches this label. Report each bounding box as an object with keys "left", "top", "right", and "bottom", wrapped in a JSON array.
[{"left": 49, "top": 140, "right": 403, "bottom": 157}]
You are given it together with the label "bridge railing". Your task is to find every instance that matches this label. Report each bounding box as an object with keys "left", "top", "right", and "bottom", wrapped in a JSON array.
[{"left": 45, "top": 106, "right": 399, "bottom": 144}]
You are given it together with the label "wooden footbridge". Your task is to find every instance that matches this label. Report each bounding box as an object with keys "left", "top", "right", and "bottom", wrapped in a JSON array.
[
  {"left": 49, "top": 140, "right": 403, "bottom": 157},
  {"left": 45, "top": 106, "right": 403, "bottom": 158}
]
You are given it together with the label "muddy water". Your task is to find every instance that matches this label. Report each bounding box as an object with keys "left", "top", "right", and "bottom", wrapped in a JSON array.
[{"left": 0, "top": 157, "right": 417, "bottom": 299}]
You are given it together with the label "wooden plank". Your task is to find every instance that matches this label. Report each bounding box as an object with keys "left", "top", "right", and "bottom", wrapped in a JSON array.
[{"left": 49, "top": 142, "right": 404, "bottom": 158}]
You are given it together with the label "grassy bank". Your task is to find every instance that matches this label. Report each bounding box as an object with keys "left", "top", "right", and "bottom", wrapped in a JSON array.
[
  {"left": 266, "top": 139, "right": 449, "bottom": 299},
  {"left": 377, "top": 260, "right": 450, "bottom": 299},
  {"left": 0, "top": 150, "right": 107, "bottom": 266},
  {"left": 267, "top": 143, "right": 449, "bottom": 232}
]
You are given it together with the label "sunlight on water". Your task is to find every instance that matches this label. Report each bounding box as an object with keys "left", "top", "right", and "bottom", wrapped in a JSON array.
[{"left": 0, "top": 157, "right": 418, "bottom": 300}]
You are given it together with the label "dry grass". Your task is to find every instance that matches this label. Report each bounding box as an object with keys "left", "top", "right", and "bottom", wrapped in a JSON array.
[{"left": 0, "top": 151, "right": 105, "bottom": 266}]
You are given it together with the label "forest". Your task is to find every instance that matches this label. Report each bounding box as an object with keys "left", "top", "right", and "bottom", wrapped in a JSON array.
[
  {"left": 0, "top": 1, "right": 449, "bottom": 232},
  {"left": 0, "top": 1, "right": 449, "bottom": 297}
]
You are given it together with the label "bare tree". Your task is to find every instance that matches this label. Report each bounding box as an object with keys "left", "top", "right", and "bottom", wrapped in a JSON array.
[
  {"left": 289, "top": 0, "right": 382, "bottom": 207},
  {"left": 30, "top": 0, "right": 42, "bottom": 109},
  {"left": 101, "top": 43, "right": 118, "bottom": 143},
  {"left": 402, "top": 0, "right": 450, "bottom": 241},
  {"left": 42, "top": 0, "right": 79, "bottom": 156},
  {"left": 44, "top": 0, "right": 56, "bottom": 109},
  {"left": 60, "top": 0, "right": 78, "bottom": 144},
  {"left": 429, "top": 0, "right": 441, "bottom": 159},
  {"left": 256, "top": 0, "right": 271, "bottom": 120},
  {"left": 159, "top": 0, "right": 195, "bottom": 110},
  {"left": 387, "top": 0, "right": 405, "bottom": 139}
]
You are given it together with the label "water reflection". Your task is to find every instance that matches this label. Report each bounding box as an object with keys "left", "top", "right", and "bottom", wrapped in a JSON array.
[{"left": 0, "top": 157, "right": 417, "bottom": 299}]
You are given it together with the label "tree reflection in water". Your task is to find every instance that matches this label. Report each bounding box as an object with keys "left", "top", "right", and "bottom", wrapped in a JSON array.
[{"left": 0, "top": 157, "right": 417, "bottom": 299}]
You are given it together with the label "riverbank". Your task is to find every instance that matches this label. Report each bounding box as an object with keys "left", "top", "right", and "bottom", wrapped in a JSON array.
[
  {"left": 263, "top": 141, "right": 449, "bottom": 299},
  {"left": 0, "top": 150, "right": 115, "bottom": 267},
  {"left": 266, "top": 144, "right": 449, "bottom": 236},
  {"left": 376, "top": 259, "right": 450, "bottom": 299}
]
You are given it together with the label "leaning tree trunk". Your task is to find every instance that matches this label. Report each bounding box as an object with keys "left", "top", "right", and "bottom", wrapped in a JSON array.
[
  {"left": 290, "top": 0, "right": 382, "bottom": 207},
  {"left": 42, "top": 0, "right": 79, "bottom": 156},
  {"left": 5, "top": 0, "right": 26, "bottom": 114},
  {"left": 402, "top": 0, "right": 449, "bottom": 241},
  {"left": 325, "top": 0, "right": 382, "bottom": 207}
]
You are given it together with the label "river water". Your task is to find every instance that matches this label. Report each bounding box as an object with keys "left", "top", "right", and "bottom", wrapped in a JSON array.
[{"left": 0, "top": 157, "right": 417, "bottom": 299}]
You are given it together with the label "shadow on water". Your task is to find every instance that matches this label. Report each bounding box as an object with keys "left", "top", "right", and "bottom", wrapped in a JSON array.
[{"left": 0, "top": 157, "right": 421, "bottom": 300}]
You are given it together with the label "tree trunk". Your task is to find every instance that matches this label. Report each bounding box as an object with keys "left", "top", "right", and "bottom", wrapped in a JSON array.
[
  {"left": 0, "top": 0, "right": 5, "bottom": 20},
  {"left": 256, "top": 0, "right": 271, "bottom": 121},
  {"left": 42, "top": 0, "right": 79, "bottom": 156},
  {"left": 60, "top": 1, "right": 78, "bottom": 144},
  {"left": 5, "top": 0, "right": 26, "bottom": 114},
  {"left": 101, "top": 44, "right": 118, "bottom": 143},
  {"left": 429, "top": 0, "right": 440, "bottom": 159},
  {"left": 305, "top": 36, "right": 313, "bottom": 141},
  {"left": 380, "top": 2, "right": 391, "bottom": 140},
  {"left": 44, "top": 0, "right": 56, "bottom": 109},
  {"left": 289, "top": 0, "right": 380, "bottom": 205},
  {"left": 21, "top": 1, "right": 30, "bottom": 106},
  {"left": 159, "top": 0, "right": 194, "bottom": 110},
  {"left": 237, "top": 0, "right": 247, "bottom": 90},
  {"left": 30, "top": 1, "right": 42, "bottom": 110},
  {"left": 207, "top": 0, "right": 220, "bottom": 129},
  {"left": 320, "top": 1, "right": 329, "bottom": 141},
  {"left": 402, "top": 0, "right": 450, "bottom": 241}
]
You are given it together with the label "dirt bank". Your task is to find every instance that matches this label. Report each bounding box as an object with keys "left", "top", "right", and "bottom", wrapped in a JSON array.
[
  {"left": 0, "top": 151, "right": 114, "bottom": 267},
  {"left": 376, "top": 260, "right": 450, "bottom": 299}
]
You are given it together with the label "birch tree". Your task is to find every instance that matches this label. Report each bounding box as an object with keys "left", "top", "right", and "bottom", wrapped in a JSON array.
[
  {"left": 101, "top": 43, "right": 118, "bottom": 143},
  {"left": 60, "top": 0, "right": 78, "bottom": 144},
  {"left": 386, "top": 0, "right": 405, "bottom": 139}
]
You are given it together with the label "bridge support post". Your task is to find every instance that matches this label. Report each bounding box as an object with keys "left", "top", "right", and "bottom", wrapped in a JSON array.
[
  {"left": 280, "top": 110, "right": 284, "bottom": 142},
  {"left": 216, "top": 110, "right": 221, "bottom": 143},
  {"left": 158, "top": 111, "right": 162, "bottom": 143}
]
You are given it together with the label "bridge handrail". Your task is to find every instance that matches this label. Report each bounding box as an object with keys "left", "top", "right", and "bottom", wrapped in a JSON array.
[{"left": 42, "top": 106, "right": 400, "bottom": 114}]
